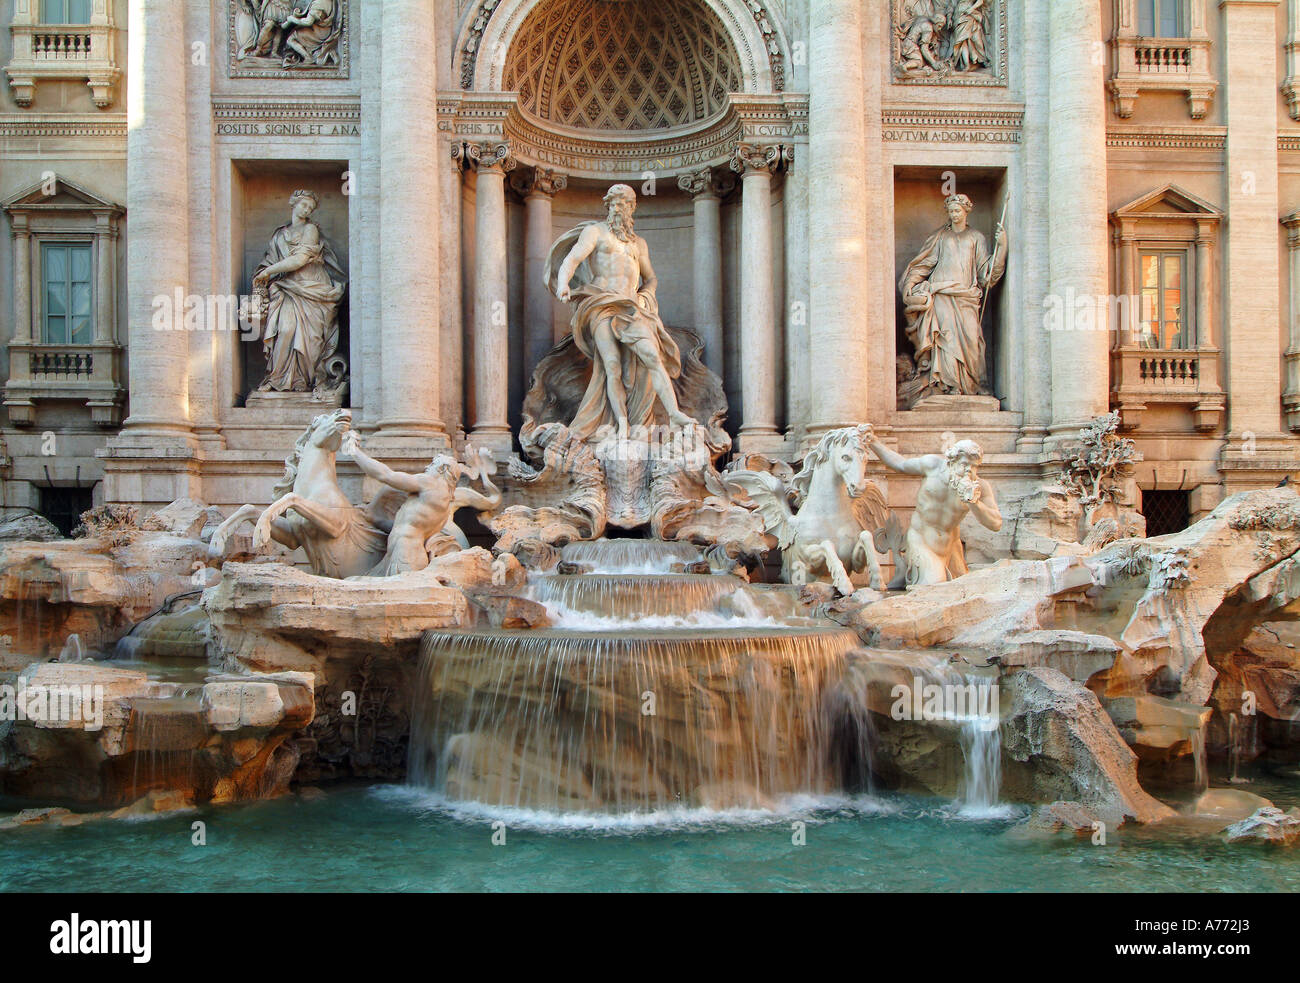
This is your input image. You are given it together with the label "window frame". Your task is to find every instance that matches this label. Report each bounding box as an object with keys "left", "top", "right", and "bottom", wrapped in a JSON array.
[
  {"left": 39, "top": 0, "right": 93, "bottom": 26},
  {"left": 1138, "top": 0, "right": 1188, "bottom": 38},
  {"left": 1138, "top": 246, "right": 1191, "bottom": 350},
  {"left": 39, "top": 240, "right": 95, "bottom": 347}
]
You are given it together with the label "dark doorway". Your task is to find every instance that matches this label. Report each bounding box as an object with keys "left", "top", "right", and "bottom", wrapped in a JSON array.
[
  {"left": 1142, "top": 489, "right": 1191, "bottom": 537},
  {"left": 39, "top": 486, "right": 93, "bottom": 537}
]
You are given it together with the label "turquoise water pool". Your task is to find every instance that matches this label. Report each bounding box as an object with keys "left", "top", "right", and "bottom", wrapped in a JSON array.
[{"left": 3, "top": 774, "right": 1299, "bottom": 892}]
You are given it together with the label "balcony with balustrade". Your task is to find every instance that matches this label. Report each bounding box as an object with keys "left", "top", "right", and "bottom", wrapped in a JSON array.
[
  {"left": 5, "top": 2, "right": 119, "bottom": 109},
  {"left": 1107, "top": 0, "right": 1216, "bottom": 120}
]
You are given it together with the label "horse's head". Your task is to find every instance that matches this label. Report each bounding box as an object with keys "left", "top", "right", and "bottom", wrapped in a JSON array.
[
  {"left": 306, "top": 409, "right": 352, "bottom": 452},
  {"left": 792, "top": 426, "right": 872, "bottom": 503}
]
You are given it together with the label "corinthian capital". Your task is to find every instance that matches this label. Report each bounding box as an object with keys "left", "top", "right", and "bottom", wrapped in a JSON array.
[
  {"left": 464, "top": 141, "right": 517, "bottom": 174},
  {"left": 677, "top": 167, "right": 736, "bottom": 199},
  {"left": 510, "top": 166, "right": 568, "bottom": 199},
  {"left": 729, "top": 142, "right": 790, "bottom": 177}
]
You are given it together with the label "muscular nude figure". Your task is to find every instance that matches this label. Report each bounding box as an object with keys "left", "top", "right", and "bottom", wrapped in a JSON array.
[
  {"left": 863, "top": 428, "right": 1002, "bottom": 586},
  {"left": 346, "top": 437, "right": 502, "bottom": 577},
  {"left": 546, "top": 184, "right": 695, "bottom": 440}
]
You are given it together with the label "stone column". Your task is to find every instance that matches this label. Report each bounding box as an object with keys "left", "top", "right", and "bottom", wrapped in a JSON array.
[
  {"left": 1222, "top": 0, "right": 1284, "bottom": 443},
  {"left": 12, "top": 220, "right": 31, "bottom": 345},
  {"left": 1195, "top": 222, "right": 1214, "bottom": 349},
  {"left": 1285, "top": 214, "right": 1300, "bottom": 430},
  {"left": 375, "top": 0, "right": 445, "bottom": 446},
  {"left": 120, "top": 0, "right": 191, "bottom": 438},
  {"left": 731, "top": 143, "right": 785, "bottom": 453},
  {"left": 808, "top": 0, "right": 869, "bottom": 435},
  {"left": 512, "top": 167, "right": 566, "bottom": 390},
  {"left": 468, "top": 141, "right": 516, "bottom": 456},
  {"left": 440, "top": 144, "right": 467, "bottom": 440},
  {"left": 678, "top": 167, "right": 731, "bottom": 379},
  {"left": 94, "top": 217, "right": 114, "bottom": 345},
  {"left": 1047, "top": 0, "right": 1111, "bottom": 436}
]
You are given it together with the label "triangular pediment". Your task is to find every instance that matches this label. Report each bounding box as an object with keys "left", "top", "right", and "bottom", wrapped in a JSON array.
[
  {"left": 3, "top": 176, "right": 122, "bottom": 213},
  {"left": 1113, "top": 184, "right": 1222, "bottom": 220}
]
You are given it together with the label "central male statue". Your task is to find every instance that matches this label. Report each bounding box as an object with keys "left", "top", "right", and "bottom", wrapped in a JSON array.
[{"left": 545, "top": 184, "right": 696, "bottom": 441}]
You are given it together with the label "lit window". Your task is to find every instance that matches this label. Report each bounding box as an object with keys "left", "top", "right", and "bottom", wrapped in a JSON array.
[
  {"left": 1139, "top": 250, "right": 1188, "bottom": 349},
  {"left": 42, "top": 243, "right": 93, "bottom": 345},
  {"left": 39, "top": 0, "right": 92, "bottom": 24},
  {"left": 1138, "top": 0, "right": 1186, "bottom": 38}
]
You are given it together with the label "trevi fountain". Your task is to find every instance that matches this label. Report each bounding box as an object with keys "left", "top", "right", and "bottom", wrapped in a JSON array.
[{"left": 0, "top": 0, "right": 1298, "bottom": 913}]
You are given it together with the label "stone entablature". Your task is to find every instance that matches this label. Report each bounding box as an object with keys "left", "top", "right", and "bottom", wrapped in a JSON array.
[
  {"left": 4, "top": 0, "right": 119, "bottom": 108},
  {"left": 1107, "top": 0, "right": 1216, "bottom": 120},
  {"left": 2, "top": 177, "right": 124, "bottom": 428},
  {"left": 212, "top": 99, "right": 362, "bottom": 139},
  {"left": 882, "top": 107, "right": 1022, "bottom": 145},
  {"left": 438, "top": 90, "right": 804, "bottom": 181}
]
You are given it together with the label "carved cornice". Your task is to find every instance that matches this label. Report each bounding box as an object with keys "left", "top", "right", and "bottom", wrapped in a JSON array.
[
  {"left": 211, "top": 99, "right": 361, "bottom": 123},
  {"left": 510, "top": 166, "right": 568, "bottom": 198},
  {"left": 1105, "top": 125, "right": 1227, "bottom": 150},
  {"left": 0, "top": 114, "right": 126, "bottom": 139}
]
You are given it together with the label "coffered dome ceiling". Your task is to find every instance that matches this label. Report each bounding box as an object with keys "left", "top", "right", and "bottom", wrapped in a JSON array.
[{"left": 503, "top": 0, "right": 744, "bottom": 132}]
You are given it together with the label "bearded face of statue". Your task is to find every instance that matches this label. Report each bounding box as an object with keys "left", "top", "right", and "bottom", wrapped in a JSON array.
[
  {"left": 605, "top": 189, "right": 637, "bottom": 243},
  {"left": 944, "top": 442, "right": 983, "bottom": 502}
]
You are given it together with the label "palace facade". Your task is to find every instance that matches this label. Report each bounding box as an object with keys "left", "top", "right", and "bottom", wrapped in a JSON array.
[{"left": 1, "top": 0, "right": 1298, "bottom": 535}]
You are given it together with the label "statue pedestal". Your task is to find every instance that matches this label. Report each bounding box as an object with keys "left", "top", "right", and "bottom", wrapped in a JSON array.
[
  {"left": 906, "top": 394, "right": 1004, "bottom": 425},
  {"left": 245, "top": 389, "right": 346, "bottom": 415}
]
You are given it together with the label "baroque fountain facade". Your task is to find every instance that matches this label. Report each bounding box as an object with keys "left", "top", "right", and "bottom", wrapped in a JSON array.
[{"left": 2, "top": 0, "right": 1300, "bottom": 876}]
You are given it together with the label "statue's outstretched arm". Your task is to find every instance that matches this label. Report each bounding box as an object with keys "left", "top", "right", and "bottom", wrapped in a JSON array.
[{"left": 969, "top": 478, "right": 1003, "bottom": 531}]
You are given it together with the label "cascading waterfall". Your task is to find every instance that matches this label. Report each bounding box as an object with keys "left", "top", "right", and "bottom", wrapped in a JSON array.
[{"left": 409, "top": 540, "right": 860, "bottom": 813}]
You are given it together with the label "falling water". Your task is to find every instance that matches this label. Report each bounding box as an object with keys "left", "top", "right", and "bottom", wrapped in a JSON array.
[
  {"left": 57, "top": 633, "right": 85, "bottom": 663},
  {"left": 558, "top": 539, "right": 706, "bottom": 574},
  {"left": 411, "top": 538, "right": 861, "bottom": 813},
  {"left": 410, "top": 625, "right": 859, "bottom": 812},
  {"left": 1191, "top": 726, "right": 1208, "bottom": 792},
  {"left": 1228, "top": 712, "right": 1258, "bottom": 784}
]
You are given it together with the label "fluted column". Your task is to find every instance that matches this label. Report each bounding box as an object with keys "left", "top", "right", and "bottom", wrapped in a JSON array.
[
  {"left": 1222, "top": 0, "right": 1284, "bottom": 441},
  {"left": 678, "top": 167, "right": 731, "bottom": 379},
  {"left": 468, "top": 141, "right": 516, "bottom": 456},
  {"left": 731, "top": 143, "right": 786, "bottom": 453},
  {"left": 12, "top": 220, "right": 31, "bottom": 345},
  {"left": 121, "top": 0, "right": 191, "bottom": 437},
  {"left": 808, "top": 0, "right": 869, "bottom": 435},
  {"left": 376, "top": 0, "right": 445, "bottom": 444},
  {"left": 1047, "top": 0, "right": 1110, "bottom": 435},
  {"left": 94, "top": 217, "right": 115, "bottom": 345},
  {"left": 512, "top": 167, "right": 566, "bottom": 388},
  {"left": 1285, "top": 214, "right": 1300, "bottom": 429}
]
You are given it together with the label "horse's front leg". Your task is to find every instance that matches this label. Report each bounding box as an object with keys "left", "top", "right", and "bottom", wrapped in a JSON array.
[
  {"left": 208, "top": 504, "right": 261, "bottom": 558},
  {"left": 852, "top": 530, "right": 885, "bottom": 590},
  {"left": 258, "top": 494, "right": 349, "bottom": 549},
  {"left": 810, "top": 539, "right": 856, "bottom": 596}
]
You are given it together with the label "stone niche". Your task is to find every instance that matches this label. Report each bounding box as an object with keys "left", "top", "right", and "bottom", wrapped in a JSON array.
[
  {"left": 892, "top": 165, "right": 1009, "bottom": 416},
  {"left": 502, "top": 177, "right": 748, "bottom": 439},
  {"left": 230, "top": 159, "right": 350, "bottom": 407}
]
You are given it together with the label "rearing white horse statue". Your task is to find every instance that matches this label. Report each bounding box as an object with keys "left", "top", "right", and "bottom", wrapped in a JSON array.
[
  {"left": 209, "top": 409, "right": 392, "bottom": 579},
  {"left": 725, "top": 425, "right": 889, "bottom": 596}
]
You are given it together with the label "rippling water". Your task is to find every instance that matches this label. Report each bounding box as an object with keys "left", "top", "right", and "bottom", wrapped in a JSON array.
[{"left": 3, "top": 776, "right": 1299, "bottom": 892}]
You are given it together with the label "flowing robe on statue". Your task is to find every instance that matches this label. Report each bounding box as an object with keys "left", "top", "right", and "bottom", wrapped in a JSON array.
[
  {"left": 899, "top": 225, "right": 1004, "bottom": 398},
  {"left": 255, "top": 222, "right": 346, "bottom": 393},
  {"left": 544, "top": 222, "right": 683, "bottom": 441},
  {"left": 286, "top": 0, "right": 342, "bottom": 66}
]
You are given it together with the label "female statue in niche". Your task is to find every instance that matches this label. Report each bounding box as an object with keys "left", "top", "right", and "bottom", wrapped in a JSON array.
[
  {"left": 250, "top": 189, "right": 348, "bottom": 396},
  {"left": 898, "top": 193, "right": 1007, "bottom": 406}
]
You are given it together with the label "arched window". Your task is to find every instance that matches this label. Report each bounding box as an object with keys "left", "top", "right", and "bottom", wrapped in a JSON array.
[{"left": 1138, "top": 0, "right": 1186, "bottom": 37}]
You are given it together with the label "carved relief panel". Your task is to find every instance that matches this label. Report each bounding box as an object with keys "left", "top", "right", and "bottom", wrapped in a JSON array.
[
  {"left": 229, "top": 0, "right": 351, "bottom": 79},
  {"left": 890, "top": 0, "right": 1007, "bottom": 87}
]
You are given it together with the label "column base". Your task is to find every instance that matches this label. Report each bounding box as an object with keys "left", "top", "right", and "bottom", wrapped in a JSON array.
[
  {"left": 97, "top": 428, "right": 204, "bottom": 510},
  {"left": 737, "top": 428, "right": 788, "bottom": 457},
  {"left": 1219, "top": 433, "right": 1299, "bottom": 495},
  {"left": 468, "top": 426, "right": 515, "bottom": 459}
]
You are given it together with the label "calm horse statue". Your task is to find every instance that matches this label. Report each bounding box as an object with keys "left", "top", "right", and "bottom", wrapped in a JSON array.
[
  {"left": 209, "top": 409, "right": 391, "bottom": 579},
  {"left": 725, "top": 425, "right": 889, "bottom": 595}
]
